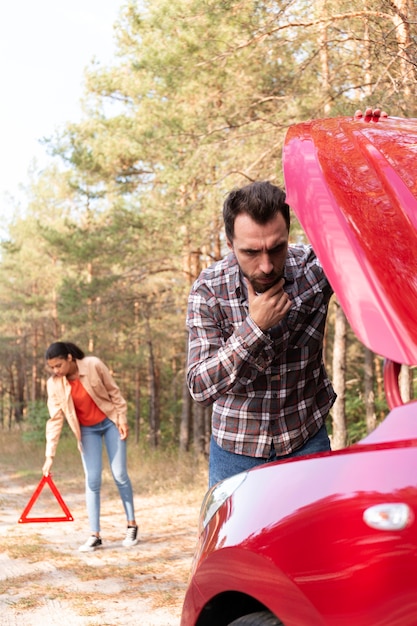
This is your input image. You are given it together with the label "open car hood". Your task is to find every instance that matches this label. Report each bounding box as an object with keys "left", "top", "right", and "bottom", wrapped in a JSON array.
[{"left": 283, "top": 115, "right": 417, "bottom": 365}]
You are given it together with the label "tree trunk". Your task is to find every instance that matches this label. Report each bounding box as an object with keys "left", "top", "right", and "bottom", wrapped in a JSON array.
[
  {"left": 193, "top": 403, "right": 206, "bottom": 455},
  {"left": 147, "top": 323, "right": 160, "bottom": 448},
  {"left": 364, "top": 347, "right": 376, "bottom": 433},
  {"left": 363, "top": 6, "right": 372, "bottom": 99},
  {"left": 204, "top": 405, "right": 211, "bottom": 457},
  {"left": 87, "top": 261, "right": 94, "bottom": 353},
  {"left": 331, "top": 299, "right": 347, "bottom": 449},
  {"left": 374, "top": 355, "right": 385, "bottom": 419},
  {"left": 16, "top": 358, "right": 25, "bottom": 424},
  {"left": 317, "top": 0, "right": 331, "bottom": 114},
  {"left": 179, "top": 331, "right": 192, "bottom": 452},
  {"left": 134, "top": 301, "right": 141, "bottom": 445},
  {"left": 390, "top": 0, "right": 416, "bottom": 97},
  {"left": 134, "top": 366, "right": 141, "bottom": 445},
  {"left": 0, "top": 380, "right": 4, "bottom": 429},
  {"left": 399, "top": 364, "right": 411, "bottom": 403}
]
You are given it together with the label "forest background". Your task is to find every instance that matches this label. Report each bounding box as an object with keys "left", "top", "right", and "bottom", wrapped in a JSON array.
[{"left": 1, "top": 0, "right": 416, "bottom": 459}]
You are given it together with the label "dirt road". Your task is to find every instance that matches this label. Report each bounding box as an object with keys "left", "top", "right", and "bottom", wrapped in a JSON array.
[{"left": 0, "top": 470, "right": 206, "bottom": 625}]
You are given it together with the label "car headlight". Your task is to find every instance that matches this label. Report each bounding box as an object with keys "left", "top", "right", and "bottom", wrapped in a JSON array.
[{"left": 200, "top": 471, "right": 248, "bottom": 531}]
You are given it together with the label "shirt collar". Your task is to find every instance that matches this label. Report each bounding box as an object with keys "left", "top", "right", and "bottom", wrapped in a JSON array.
[
  {"left": 75, "top": 358, "right": 87, "bottom": 376},
  {"left": 227, "top": 253, "right": 242, "bottom": 296}
]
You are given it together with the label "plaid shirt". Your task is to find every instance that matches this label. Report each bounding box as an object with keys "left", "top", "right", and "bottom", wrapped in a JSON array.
[{"left": 186, "top": 244, "right": 336, "bottom": 458}]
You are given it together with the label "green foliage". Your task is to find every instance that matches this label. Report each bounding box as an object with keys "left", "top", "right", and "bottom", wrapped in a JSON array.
[
  {"left": 345, "top": 394, "right": 368, "bottom": 444},
  {"left": 22, "top": 402, "right": 65, "bottom": 443},
  {"left": 0, "top": 0, "right": 416, "bottom": 446}
]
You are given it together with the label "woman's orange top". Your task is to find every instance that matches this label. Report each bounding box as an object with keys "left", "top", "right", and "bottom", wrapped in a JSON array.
[{"left": 68, "top": 378, "right": 106, "bottom": 426}]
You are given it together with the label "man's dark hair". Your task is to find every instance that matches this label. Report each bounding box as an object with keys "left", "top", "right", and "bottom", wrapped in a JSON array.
[{"left": 223, "top": 181, "right": 290, "bottom": 242}]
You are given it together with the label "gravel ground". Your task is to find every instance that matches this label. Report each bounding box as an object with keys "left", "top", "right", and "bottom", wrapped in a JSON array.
[{"left": 0, "top": 470, "right": 206, "bottom": 626}]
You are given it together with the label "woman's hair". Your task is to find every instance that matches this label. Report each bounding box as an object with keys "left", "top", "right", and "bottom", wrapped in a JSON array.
[
  {"left": 45, "top": 342, "right": 85, "bottom": 361},
  {"left": 223, "top": 181, "right": 290, "bottom": 242}
]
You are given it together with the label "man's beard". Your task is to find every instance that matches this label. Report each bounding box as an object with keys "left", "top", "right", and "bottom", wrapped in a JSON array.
[{"left": 246, "top": 271, "right": 283, "bottom": 294}]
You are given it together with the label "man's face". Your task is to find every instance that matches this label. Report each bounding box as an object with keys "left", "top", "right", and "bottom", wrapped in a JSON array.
[{"left": 227, "top": 212, "right": 289, "bottom": 293}]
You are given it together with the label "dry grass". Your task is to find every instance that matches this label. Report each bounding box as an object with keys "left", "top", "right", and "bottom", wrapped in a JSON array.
[
  {"left": 2, "top": 537, "right": 62, "bottom": 564},
  {"left": 0, "top": 429, "right": 208, "bottom": 490}
]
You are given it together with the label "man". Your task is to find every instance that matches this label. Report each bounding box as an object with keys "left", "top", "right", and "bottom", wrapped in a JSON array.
[
  {"left": 186, "top": 108, "right": 387, "bottom": 487},
  {"left": 186, "top": 181, "right": 335, "bottom": 487}
]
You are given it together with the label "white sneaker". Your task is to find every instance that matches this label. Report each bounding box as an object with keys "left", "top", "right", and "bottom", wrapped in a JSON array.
[
  {"left": 79, "top": 535, "right": 102, "bottom": 552},
  {"left": 122, "top": 525, "right": 138, "bottom": 547}
]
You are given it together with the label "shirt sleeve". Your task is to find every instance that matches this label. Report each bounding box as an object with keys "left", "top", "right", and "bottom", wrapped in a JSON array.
[
  {"left": 45, "top": 377, "right": 65, "bottom": 458},
  {"left": 186, "top": 283, "right": 277, "bottom": 406}
]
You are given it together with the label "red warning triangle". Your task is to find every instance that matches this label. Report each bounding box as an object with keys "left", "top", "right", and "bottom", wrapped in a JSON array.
[{"left": 18, "top": 474, "right": 74, "bottom": 523}]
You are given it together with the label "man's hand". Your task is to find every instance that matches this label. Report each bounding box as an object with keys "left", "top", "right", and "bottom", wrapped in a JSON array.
[
  {"left": 354, "top": 106, "right": 388, "bottom": 119},
  {"left": 246, "top": 278, "right": 292, "bottom": 332}
]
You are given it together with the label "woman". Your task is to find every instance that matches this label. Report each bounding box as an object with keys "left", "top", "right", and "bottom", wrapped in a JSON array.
[{"left": 43, "top": 341, "right": 138, "bottom": 552}]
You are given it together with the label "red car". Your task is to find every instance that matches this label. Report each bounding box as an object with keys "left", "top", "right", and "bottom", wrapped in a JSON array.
[{"left": 180, "top": 114, "right": 417, "bottom": 626}]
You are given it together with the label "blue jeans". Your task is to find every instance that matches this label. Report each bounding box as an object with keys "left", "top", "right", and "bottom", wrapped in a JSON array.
[
  {"left": 80, "top": 417, "right": 135, "bottom": 533},
  {"left": 209, "top": 424, "right": 331, "bottom": 488}
]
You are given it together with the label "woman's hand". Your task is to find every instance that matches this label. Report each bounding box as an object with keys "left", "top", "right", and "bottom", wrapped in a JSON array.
[
  {"left": 118, "top": 423, "right": 129, "bottom": 440},
  {"left": 42, "top": 456, "right": 54, "bottom": 476}
]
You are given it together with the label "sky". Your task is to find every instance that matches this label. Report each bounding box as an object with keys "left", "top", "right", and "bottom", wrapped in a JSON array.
[{"left": 0, "top": 0, "right": 123, "bottom": 219}]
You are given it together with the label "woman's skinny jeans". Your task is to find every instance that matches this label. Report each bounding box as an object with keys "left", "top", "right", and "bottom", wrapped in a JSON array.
[{"left": 80, "top": 417, "right": 135, "bottom": 533}]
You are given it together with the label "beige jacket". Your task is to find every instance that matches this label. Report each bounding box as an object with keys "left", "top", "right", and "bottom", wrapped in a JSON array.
[{"left": 45, "top": 356, "right": 128, "bottom": 458}]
